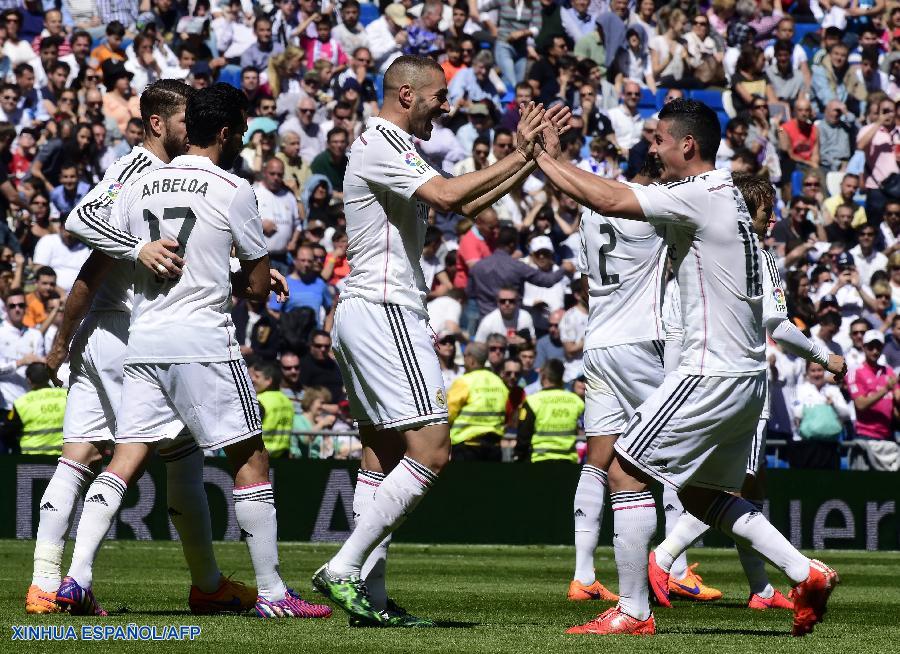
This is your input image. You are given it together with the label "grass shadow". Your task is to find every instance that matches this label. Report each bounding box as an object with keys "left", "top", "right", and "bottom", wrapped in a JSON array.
[{"left": 667, "top": 627, "right": 790, "bottom": 637}]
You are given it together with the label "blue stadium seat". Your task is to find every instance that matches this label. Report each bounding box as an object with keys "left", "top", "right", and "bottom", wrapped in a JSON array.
[
  {"left": 655, "top": 88, "right": 669, "bottom": 110},
  {"left": 689, "top": 89, "right": 725, "bottom": 111},
  {"left": 217, "top": 65, "right": 242, "bottom": 90},
  {"left": 501, "top": 89, "right": 514, "bottom": 105},
  {"left": 359, "top": 3, "right": 380, "bottom": 26},
  {"left": 638, "top": 107, "right": 657, "bottom": 119},
  {"left": 791, "top": 169, "right": 806, "bottom": 196},
  {"left": 793, "top": 23, "right": 820, "bottom": 45},
  {"left": 373, "top": 73, "right": 384, "bottom": 105},
  {"left": 715, "top": 110, "right": 730, "bottom": 135},
  {"left": 638, "top": 87, "right": 656, "bottom": 110}
]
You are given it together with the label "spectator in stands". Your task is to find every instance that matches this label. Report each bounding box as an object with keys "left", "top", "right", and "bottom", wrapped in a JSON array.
[
  {"left": 255, "top": 157, "right": 300, "bottom": 274},
  {"left": 436, "top": 331, "right": 462, "bottom": 388},
  {"left": 279, "top": 350, "right": 304, "bottom": 411},
  {"left": 857, "top": 96, "right": 899, "bottom": 226},
  {"left": 684, "top": 12, "right": 725, "bottom": 88},
  {"left": 449, "top": 49, "right": 504, "bottom": 112},
  {"left": 850, "top": 224, "right": 889, "bottom": 286},
  {"left": 791, "top": 359, "right": 851, "bottom": 470},
  {"left": 535, "top": 308, "right": 565, "bottom": 369},
  {"left": 269, "top": 244, "right": 332, "bottom": 326},
  {"left": 845, "top": 317, "right": 875, "bottom": 374},
  {"left": 242, "top": 16, "right": 284, "bottom": 73},
  {"left": 649, "top": 9, "right": 688, "bottom": 88},
  {"left": 774, "top": 195, "right": 827, "bottom": 266},
  {"left": 100, "top": 59, "right": 140, "bottom": 136},
  {"left": 311, "top": 126, "right": 348, "bottom": 198},
  {"left": 731, "top": 46, "right": 771, "bottom": 117},
  {"left": 90, "top": 20, "right": 126, "bottom": 71},
  {"left": 812, "top": 41, "right": 866, "bottom": 117},
  {"left": 276, "top": 131, "right": 312, "bottom": 199},
  {"left": 454, "top": 207, "right": 498, "bottom": 289},
  {"left": 48, "top": 163, "right": 87, "bottom": 219},
  {"left": 291, "top": 386, "right": 337, "bottom": 459},
  {"left": 607, "top": 79, "right": 644, "bottom": 154},
  {"left": 596, "top": 0, "right": 629, "bottom": 71},
  {"left": 778, "top": 96, "right": 820, "bottom": 184},
  {"left": 528, "top": 34, "right": 569, "bottom": 104},
  {"left": 485, "top": 333, "right": 509, "bottom": 375},
  {"left": 250, "top": 359, "right": 294, "bottom": 459},
  {"left": 766, "top": 40, "right": 806, "bottom": 108},
  {"left": 826, "top": 203, "right": 859, "bottom": 248},
  {"left": 764, "top": 17, "right": 812, "bottom": 87},
  {"left": 299, "top": 329, "right": 344, "bottom": 402},
  {"left": 365, "top": 3, "right": 409, "bottom": 74},
  {"left": 0, "top": 287, "right": 45, "bottom": 442},
  {"left": 280, "top": 96, "right": 326, "bottom": 163},
  {"left": 333, "top": 0, "right": 368, "bottom": 54},
  {"left": 574, "top": 18, "right": 605, "bottom": 74},
  {"left": 825, "top": 173, "right": 867, "bottom": 227},
  {"left": 817, "top": 100, "right": 854, "bottom": 173},
  {"left": 31, "top": 220, "right": 87, "bottom": 293},
  {"left": 881, "top": 200, "right": 900, "bottom": 254},
  {"left": 848, "top": 329, "right": 899, "bottom": 444},
  {"left": 716, "top": 117, "right": 749, "bottom": 170},
  {"left": 884, "top": 314, "right": 900, "bottom": 366},
  {"left": 475, "top": 287, "right": 536, "bottom": 345},
  {"left": 813, "top": 311, "right": 844, "bottom": 356},
  {"left": 23, "top": 265, "right": 56, "bottom": 330}
]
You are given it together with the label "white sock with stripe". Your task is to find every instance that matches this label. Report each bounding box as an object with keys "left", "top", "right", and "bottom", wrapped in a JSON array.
[
  {"left": 329, "top": 456, "right": 437, "bottom": 578},
  {"left": 573, "top": 465, "right": 607, "bottom": 585},
  {"left": 32, "top": 458, "right": 94, "bottom": 592},
  {"left": 67, "top": 472, "right": 128, "bottom": 589},
  {"left": 162, "top": 441, "right": 221, "bottom": 594},
  {"left": 355, "top": 470, "right": 391, "bottom": 611},
  {"left": 233, "top": 483, "right": 287, "bottom": 601},
  {"left": 655, "top": 488, "right": 709, "bottom": 578},
  {"left": 706, "top": 494, "right": 809, "bottom": 585},
  {"left": 610, "top": 491, "right": 656, "bottom": 621},
  {"left": 736, "top": 500, "right": 774, "bottom": 597}
]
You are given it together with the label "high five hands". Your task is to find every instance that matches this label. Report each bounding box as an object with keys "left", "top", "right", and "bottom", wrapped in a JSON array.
[{"left": 515, "top": 102, "right": 573, "bottom": 161}]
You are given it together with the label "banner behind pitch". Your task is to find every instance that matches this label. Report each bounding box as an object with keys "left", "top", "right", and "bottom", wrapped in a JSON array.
[{"left": 6, "top": 457, "right": 898, "bottom": 550}]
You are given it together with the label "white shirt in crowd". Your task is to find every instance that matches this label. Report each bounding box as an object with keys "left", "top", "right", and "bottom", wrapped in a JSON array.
[
  {"left": 521, "top": 257, "right": 568, "bottom": 312},
  {"left": 428, "top": 295, "right": 462, "bottom": 334},
  {"left": 253, "top": 182, "right": 300, "bottom": 255},
  {"left": 849, "top": 245, "right": 888, "bottom": 287},
  {"left": 559, "top": 304, "right": 588, "bottom": 381},
  {"left": 474, "top": 308, "right": 535, "bottom": 344},
  {"left": 0, "top": 321, "right": 44, "bottom": 409},
  {"left": 32, "top": 234, "right": 90, "bottom": 293},
  {"left": 607, "top": 105, "right": 644, "bottom": 152}
]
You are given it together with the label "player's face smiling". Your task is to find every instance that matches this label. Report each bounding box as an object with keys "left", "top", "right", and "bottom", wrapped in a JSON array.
[
  {"left": 650, "top": 120, "right": 686, "bottom": 182},
  {"left": 409, "top": 70, "right": 450, "bottom": 140}
]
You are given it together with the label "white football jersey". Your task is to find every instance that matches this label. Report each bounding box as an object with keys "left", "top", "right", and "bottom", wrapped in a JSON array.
[
  {"left": 577, "top": 202, "right": 667, "bottom": 350},
  {"left": 633, "top": 168, "right": 765, "bottom": 376},
  {"left": 340, "top": 117, "right": 440, "bottom": 315},
  {"left": 111, "top": 154, "right": 267, "bottom": 364},
  {"left": 66, "top": 146, "right": 163, "bottom": 313}
]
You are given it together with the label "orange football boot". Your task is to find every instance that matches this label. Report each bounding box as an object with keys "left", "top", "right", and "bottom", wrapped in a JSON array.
[
  {"left": 668, "top": 563, "right": 722, "bottom": 601},
  {"left": 189, "top": 576, "right": 257, "bottom": 615},
  {"left": 748, "top": 589, "right": 794, "bottom": 610},
  {"left": 25, "top": 585, "right": 59, "bottom": 614},
  {"left": 790, "top": 559, "right": 839, "bottom": 637},
  {"left": 567, "top": 579, "right": 619, "bottom": 601},
  {"left": 566, "top": 606, "right": 655, "bottom": 635}
]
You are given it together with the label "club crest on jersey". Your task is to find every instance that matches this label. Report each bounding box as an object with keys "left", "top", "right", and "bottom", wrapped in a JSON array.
[
  {"left": 404, "top": 151, "right": 428, "bottom": 172},
  {"left": 106, "top": 182, "right": 123, "bottom": 200},
  {"left": 435, "top": 388, "right": 446, "bottom": 408}
]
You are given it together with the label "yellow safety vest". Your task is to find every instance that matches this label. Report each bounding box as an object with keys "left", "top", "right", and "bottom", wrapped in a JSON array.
[
  {"left": 14, "top": 387, "right": 67, "bottom": 456},
  {"left": 449, "top": 369, "right": 509, "bottom": 445},
  {"left": 258, "top": 390, "right": 294, "bottom": 458},
  {"left": 525, "top": 388, "right": 584, "bottom": 463}
]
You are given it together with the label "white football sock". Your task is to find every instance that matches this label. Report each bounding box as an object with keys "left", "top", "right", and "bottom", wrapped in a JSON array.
[
  {"left": 329, "top": 457, "right": 437, "bottom": 578},
  {"left": 67, "top": 471, "right": 127, "bottom": 589},
  {"left": 573, "top": 464, "right": 607, "bottom": 585},
  {"left": 610, "top": 491, "right": 656, "bottom": 621},
  {"left": 355, "top": 469, "right": 390, "bottom": 611},
  {"left": 706, "top": 494, "right": 809, "bottom": 585},
  {"left": 655, "top": 495, "right": 709, "bottom": 578},
  {"left": 736, "top": 500, "right": 773, "bottom": 597},
  {"left": 162, "top": 441, "right": 221, "bottom": 593},
  {"left": 32, "top": 458, "right": 94, "bottom": 592},
  {"left": 233, "top": 483, "right": 287, "bottom": 601}
]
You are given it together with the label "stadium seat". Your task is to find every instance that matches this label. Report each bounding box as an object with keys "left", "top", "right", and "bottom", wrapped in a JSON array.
[
  {"left": 791, "top": 169, "right": 805, "bottom": 196},
  {"left": 721, "top": 89, "right": 736, "bottom": 118},
  {"left": 715, "top": 110, "right": 729, "bottom": 135},
  {"left": 373, "top": 73, "right": 384, "bottom": 105},
  {"left": 793, "top": 23, "right": 820, "bottom": 45},
  {"left": 638, "top": 107, "right": 657, "bottom": 119},
  {"left": 655, "top": 88, "right": 668, "bottom": 110},
  {"left": 217, "top": 65, "right": 242, "bottom": 90},
  {"left": 359, "top": 3, "right": 380, "bottom": 26},
  {"left": 501, "top": 89, "right": 514, "bottom": 105},
  {"left": 638, "top": 87, "right": 656, "bottom": 110},
  {"left": 689, "top": 89, "right": 724, "bottom": 111}
]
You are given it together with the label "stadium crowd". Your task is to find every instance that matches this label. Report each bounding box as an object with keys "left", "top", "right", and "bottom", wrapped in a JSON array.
[{"left": 0, "top": 0, "right": 898, "bottom": 470}]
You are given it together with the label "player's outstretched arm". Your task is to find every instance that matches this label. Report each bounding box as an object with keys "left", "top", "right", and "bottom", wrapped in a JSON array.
[
  {"left": 415, "top": 103, "right": 546, "bottom": 213},
  {"left": 458, "top": 103, "right": 571, "bottom": 217},
  {"left": 46, "top": 251, "right": 115, "bottom": 387}
]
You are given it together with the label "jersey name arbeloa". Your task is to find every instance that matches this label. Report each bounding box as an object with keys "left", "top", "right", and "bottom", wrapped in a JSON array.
[{"left": 140, "top": 178, "right": 209, "bottom": 198}]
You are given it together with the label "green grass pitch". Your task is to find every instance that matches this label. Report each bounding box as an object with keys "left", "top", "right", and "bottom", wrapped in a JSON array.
[{"left": 1, "top": 540, "right": 897, "bottom": 653}]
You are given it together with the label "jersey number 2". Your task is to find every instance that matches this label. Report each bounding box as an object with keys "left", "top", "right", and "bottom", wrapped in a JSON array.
[
  {"left": 597, "top": 224, "right": 620, "bottom": 285},
  {"left": 143, "top": 207, "right": 197, "bottom": 258}
]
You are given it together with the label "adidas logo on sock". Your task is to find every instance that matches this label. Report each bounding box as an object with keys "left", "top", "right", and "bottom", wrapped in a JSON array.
[
  {"left": 664, "top": 504, "right": 677, "bottom": 512},
  {"left": 574, "top": 508, "right": 586, "bottom": 517},
  {"left": 240, "top": 528, "right": 254, "bottom": 539},
  {"left": 86, "top": 494, "right": 107, "bottom": 506},
  {"left": 168, "top": 507, "right": 182, "bottom": 517}
]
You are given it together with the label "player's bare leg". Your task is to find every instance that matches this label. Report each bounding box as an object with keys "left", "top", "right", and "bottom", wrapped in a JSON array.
[
  {"left": 225, "top": 435, "right": 331, "bottom": 618},
  {"left": 679, "top": 485, "right": 838, "bottom": 636},
  {"left": 314, "top": 422, "right": 449, "bottom": 625},
  {"left": 27, "top": 442, "right": 104, "bottom": 614},
  {"left": 570, "top": 435, "right": 618, "bottom": 601}
]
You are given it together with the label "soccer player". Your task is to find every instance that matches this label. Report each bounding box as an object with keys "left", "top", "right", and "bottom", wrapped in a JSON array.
[
  {"left": 531, "top": 99, "right": 840, "bottom": 637},
  {"left": 648, "top": 174, "right": 846, "bottom": 611},
  {"left": 54, "top": 83, "right": 332, "bottom": 620},
  {"left": 568, "top": 157, "right": 720, "bottom": 604},
  {"left": 310, "top": 54, "right": 564, "bottom": 626},
  {"left": 26, "top": 80, "right": 256, "bottom": 617}
]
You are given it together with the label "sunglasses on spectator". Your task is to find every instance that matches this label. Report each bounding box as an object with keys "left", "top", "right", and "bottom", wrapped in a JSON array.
[
  {"left": 877, "top": 294, "right": 891, "bottom": 300},
  {"left": 851, "top": 330, "right": 867, "bottom": 336},
  {"left": 299, "top": 108, "right": 316, "bottom": 114},
  {"left": 6, "top": 302, "right": 25, "bottom": 309},
  {"left": 549, "top": 322, "right": 560, "bottom": 328},
  {"left": 281, "top": 364, "right": 299, "bottom": 370},
  {"left": 693, "top": 20, "right": 708, "bottom": 25},
  {"left": 885, "top": 211, "right": 900, "bottom": 216},
  {"left": 438, "top": 337, "right": 455, "bottom": 345},
  {"left": 624, "top": 91, "right": 640, "bottom": 97},
  {"left": 860, "top": 231, "right": 876, "bottom": 238},
  {"left": 489, "top": 346, "right": 506, "bottom": 352},
  {"left": 502, "top": 369, "right": 520, "bottom": 376},
  {"left": 864, "top": 342, "right": 883, "bottom": 349},
  {"left": 498, "top": 298, "right": 517, "bottom": 304},
  {"left": 311, "top": 341, "right": 330, "bottom": 349},
  {"left": 803, "top": 181, "right": 820, "bottom": 186},
  {"left": 1, "top": 94, "right": 16, "bottom": 100},
  {"left": 474, "top": 148, "right": 489, "bottom": 155}
]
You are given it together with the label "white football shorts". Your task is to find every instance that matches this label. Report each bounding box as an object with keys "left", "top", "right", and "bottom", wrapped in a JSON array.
[
  {"left": 746, "top": 418, "right": 766, "bottom": 477},
  {"left": 614, "top": 371, "right": 766, "bottom": 492},
  {"left": 583, "top": 340, "right": 665, "bottom": 437},
  {"left": 115, "top": 359, "right": 261, "bottom": 449},
  {"left": 332, "top": 297, "right": 448, "bottom": 431},
  {"left": 63, "top": 311, "right": 129, "bottom": 443}
]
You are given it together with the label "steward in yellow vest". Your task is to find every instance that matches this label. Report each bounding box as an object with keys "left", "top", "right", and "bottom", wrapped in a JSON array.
[
  {"left": 448, "top": 342, "right": 509, "bottom": 462},
  {"left": 249, "top": 359, "right": 293, "bottom": 458},
  {"left": 516, "top": 359, "right": 584, "bottom": 463},
  {"left": 10, "top": 364, "right": 66, "bottom": 455}
]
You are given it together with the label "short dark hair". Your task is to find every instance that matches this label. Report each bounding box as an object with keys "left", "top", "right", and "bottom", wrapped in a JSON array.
[
  {"left": 251, "top": 359, "right": 281, "bottom": 386},
  {"left": 496, "top": 225, "right": 519, "bottom": 249},
  {"left": 13, "top": 62, "right": 34, "bottom": 77},
  {"left": 185, "top": 83, "right": 249, "bottom": 148},
  {"left": 36, "top": 266, "right": 56, "bottom": 280},
  {"left": 726, "top": 117, "right": 748, "bottom": 133},
  {"left": 542, "top": 358, "right": 565, "bottom": 386},
  {"left": 657, "top": 98, "right": 720, "bottom": 163},
  {"left": 0, "top": 82, "right": 19, "bottom": 96},
  {"left": 253, "top": 16, "right": 272, "bottom": 29},
  {"left": 106, "top": 20, "right": 126, "bottom": 37},
  {"left": 25, "top": 363, "right": 50, "bottom": 387},
  {"left": 241, "top": 65, "right": 259, "bottom": 77},
  {"left": 327, "top": 126, "right": 348, "bottom": 141},
  {"left": 309, "top": 328, "right": 331, "bottom": 344},
  {"left": 7, "top": 286, "right": 25, "bottom": 299},
  {"left": 342, "top": 0, "right": 360, "bottom": 9},
  {"left": 39, "top": 35, "right": 64, "bottom": 51},
  {"left": 71, "top": 30, "right": 91, "bottom": 45},
  {"left": 424, "top": 225, "right": 442, "bottom": 247},
  {"left": 140, "top": 79, "right": 193, "bottom": 131},
  {"left": 493, "top": 127, "right": 513, "bottom": 142},
  {"left": 473, "top": 135, "right": 490, "bottom": 150},
  {"left": 49, "top": 61, "right": 70, "bottom": 76},
  {"left": 773, "top": 39, "right": 793, "bottom": 56}
]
